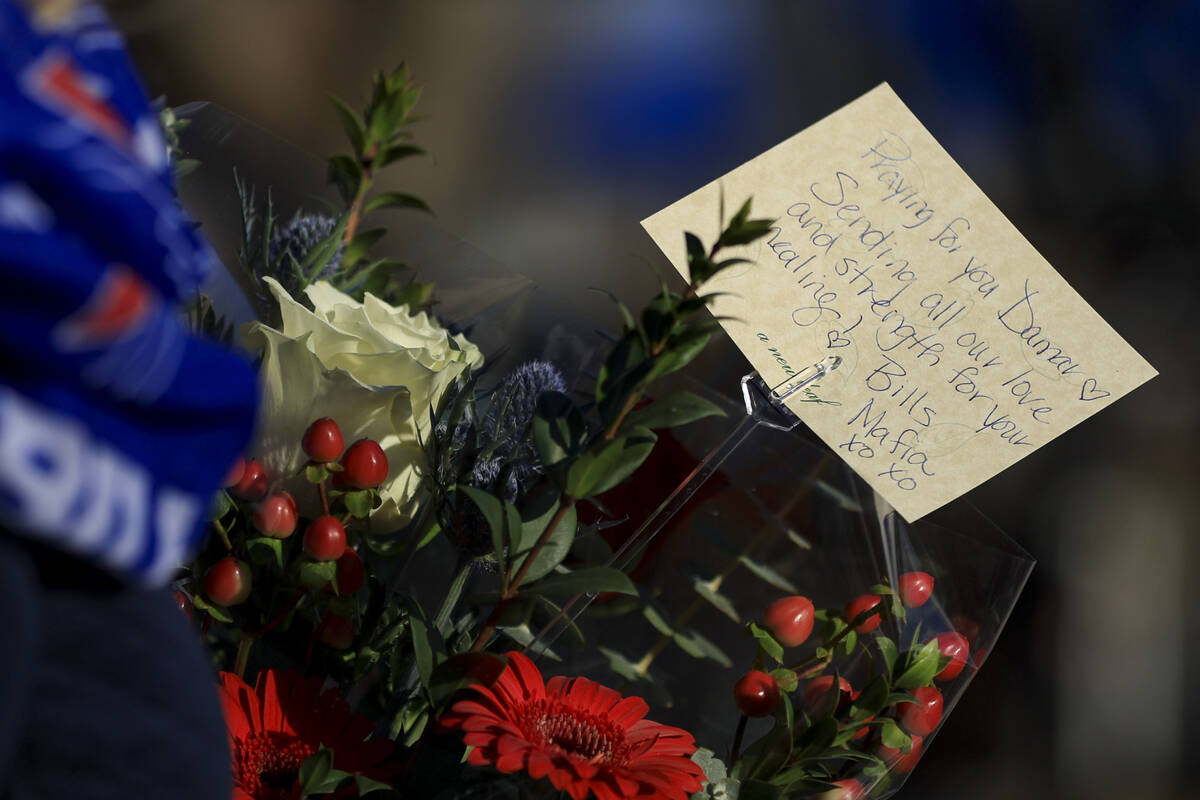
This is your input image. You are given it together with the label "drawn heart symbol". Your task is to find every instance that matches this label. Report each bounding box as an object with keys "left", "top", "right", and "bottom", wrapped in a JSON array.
[
  {"left": 1079, "top": 378, "right": 1111, "bottom": 402},
  {"left": 826, "top": 330, "right": 851, "bottom": 348}
]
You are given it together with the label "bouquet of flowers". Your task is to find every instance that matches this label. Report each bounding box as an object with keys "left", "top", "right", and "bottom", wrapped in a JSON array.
[{"left": 171, "top": 64, "right": 1033, "bottom": 800}]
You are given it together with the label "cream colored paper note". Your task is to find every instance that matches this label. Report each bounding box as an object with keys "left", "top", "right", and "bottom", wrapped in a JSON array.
[{"left": 642, "top": 83, "right": 1157, "bottom": 522}]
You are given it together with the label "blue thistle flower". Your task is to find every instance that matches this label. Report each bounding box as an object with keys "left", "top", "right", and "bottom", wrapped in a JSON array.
[
  {"left": 484, "top": 360, "right": 567, "bottom": 456},
  {"left": 264, "top": 211, "right": 346, "bottom": 294}
]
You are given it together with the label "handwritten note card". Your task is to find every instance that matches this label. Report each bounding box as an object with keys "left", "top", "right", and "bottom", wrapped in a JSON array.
[{"left": 642, "top": 84, "right": 1156, "bottom": 521}]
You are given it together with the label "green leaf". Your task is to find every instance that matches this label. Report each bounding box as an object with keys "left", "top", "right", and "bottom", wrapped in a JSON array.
[
  {"left": 343, "top": 489, "right": 374, "bottom": 518},
  {"left": 459, "top": 486, "right": 507, "bottom": 567},
  {"left": 526, "top": 566, "right": 636, "bottom": 598},
  {"left": 685, "top": 231, "right": 714, "bottom": 284},
  {"left": 732, "top": 725, "right": 791, "bottom": 782},
  {"left": 568, "top": 430, "right": 656, "bottom": 498},
  {"left": 354, "top": 775, "right": 394, "bottom": 796},
  {"left": 209, "top": 490, "right": 234, "bottom": 521},
  {"left": 769, "top": 668, "right": 799, "bottom": 693},
  {"left": 311, "top": 767, "right": 352, "bottom": 794},
  {"left": 748, "top": 622, "right": 784, "bottom": 664},
  {"left": 343, "top": 227, "right": 387, "bottom": 267},
  {"left": 879, "top": 718, "right": 912, "bottom": 751},
  {"left": 792, "top": 717, "right": 838, "bottom": 761},
  {"left": 645, "top": 327, "right": 711, "bottom": 382},
  {"left": 246, "top": 536, "right": 284, "bottom": 569},
  {"left": 590, "top": 287, "right": 636, "bottom": 333},
  {"left": 852, "top": 675, "right": 890, "bottom": 718},
  {"left": 190, "top": 591, "right": 232, "bottom": 623},
  {"left": 299, "top": 559, "right": 337, "bottom": 590},
  {"left": 894, "top": 639, "right": 942, "bottom": 690},
  {"left": 643, "top": 605, "right": 674, "bottom": 637},
  {"left": 840, "top": 629, "right": 858, "bottom": 657},
  {"left": 693, "top": 577, "right": 740, "bottom": 622},
  {"left": 298, "top": 747, "right": 333, "bottom": 794},
  {"left": 410, "top": 614, "right": 435, "bottom": 692},
  {"left": 388, "top": 279, "right": 435, "bottom": 309},
  {"left": 673, "top": 628, "right": 733, "bottom": 667},
  {"left": 378, "top": 143, "right": 426, "bottom": 167},
  {"left": 512, "top": 500, "right": 577, "bottom": 585},
  {"left": 876, "top": 635, "right": 900, "bottom": 677},
  {"left": 623, "top": 390, "right": 727, "bottom": 431},
  {"left": 328, "top": 93, "right": 365, "bottom": 156},
  {"left": 778, "top": 690, "right": 794, "bottom": 733},
  {"left": 597, "top": 646, "right": 644, "bottom": 683},
  {"left": 530, "top": 391, "right": 587, "bottom": 468},
  {"left": 738, "top": 555, "right": 798, "bottom": 593},
  {"left": 306, "top": 464, "right": 330, "bottom": 484},
  {"left": 740, "top": 778, "right": 782, "bottom": 800},
  {"left": 364, "top": 191, "right": 431, "bottom": 214}
]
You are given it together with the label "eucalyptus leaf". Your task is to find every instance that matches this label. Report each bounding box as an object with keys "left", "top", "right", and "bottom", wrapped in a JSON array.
[
  {"left": 693, "top": 577, "right": 740, "bottom": 622},
  {"left": 738, "top": 555, "right": 798, "bottom": 593}
]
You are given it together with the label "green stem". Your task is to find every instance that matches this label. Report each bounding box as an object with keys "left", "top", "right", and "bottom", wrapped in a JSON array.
[
  {"left": 469, "top": 497, "right": 576, "bottom": 652},
  {"left": 432, "top": 559, "right": 472, "bottom": 635},
  {"left": 212, "top": 518, "right": 233, "bottom": 552},
  {"left": 730, "top": 713, "right": 749, "bottom": 765},
  {"left": 234, "top": 634, "right": 254, "bottom": 678},
  {"left": 788, "top": 623, "right": 856, "bottom": 673},
  {"left": 631, "top": 528, "right": 772, "bottom": 680}
]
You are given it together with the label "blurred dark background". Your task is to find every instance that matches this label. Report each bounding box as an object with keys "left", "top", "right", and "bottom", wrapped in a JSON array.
[{"left": 109, "top": 1, "right": 1198, "bottom": 797}]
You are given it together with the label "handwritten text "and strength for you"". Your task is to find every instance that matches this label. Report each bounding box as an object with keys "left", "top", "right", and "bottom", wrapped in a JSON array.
[{"left": 760, "top": 130, "right": 1107, "bottom": 494}]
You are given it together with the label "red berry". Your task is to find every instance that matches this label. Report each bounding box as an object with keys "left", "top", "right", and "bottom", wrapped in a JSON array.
[
  {"left": 341, "top": 439, "right": 388, "bottom": 489},
  {"left": 929, "top": 632, "right": 970, "bottom": 681},
  {"left": 844, "top": 594, "right": 882, "bottom": 632},
  {"left": 879, "top": 733, "right": 923, "bottom": 773},
  {"left": 763, "top": 595, "right": 816, "bottom": 648},
  {"left": 303, "top": 418, "right": 345, "bottom": 462},
  {"left": 331, "top": 548, "right": 365, "bottom": 595},
  {"left": 231, "top": 459, "right": 269, "bottom": 501},
  {"left": 252, "top": 492, "right": 298, "bottom": 539},
  {"left": 898, "top": 571, "right": 934, "bottom": 608},
  {"left": 897, "top": 686, "right": 943, "bottom": 736},
  {"left": 303, "top": 515, "right": 346, "bottom": 561},
  {"left": 222, "top": 458, "right": 246, "bottom": 488},
  {"left": 733, "top": 670, "right": 781, "bottom": 717},
  {"left": 316, "top": 613, "right": 354, "bottom": 650},
  {"left": 171, "top": 589, "right": 193, "bottom": 622},
  {"left": 802, "top": 675, "right": 853, "bottom": 712},
  {"left": 203, "top": 557, "right": 252, "bottom": 606},
  {"left": 820, "top": 779, "right": 866, "bottom": 800}
]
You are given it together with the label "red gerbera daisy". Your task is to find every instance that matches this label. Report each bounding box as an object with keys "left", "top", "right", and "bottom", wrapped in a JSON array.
[
  {"left": 218, "top": 669, "right": 395, "bottom": 800},
  {"left": 441, "top": 651, "right": 705, "bottom": 800}
]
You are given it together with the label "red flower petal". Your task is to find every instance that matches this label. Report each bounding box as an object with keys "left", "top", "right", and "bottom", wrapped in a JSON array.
[
  {"left": 218, "top": 670, "right": 396, "bottom": 799},
  {"left": 442, "top": 653, "right": 700, "bottom": 800}
]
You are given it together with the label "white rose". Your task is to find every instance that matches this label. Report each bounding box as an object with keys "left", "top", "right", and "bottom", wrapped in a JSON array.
[{"left": 243, "top": 277, "right": 482, "bottom": 532}]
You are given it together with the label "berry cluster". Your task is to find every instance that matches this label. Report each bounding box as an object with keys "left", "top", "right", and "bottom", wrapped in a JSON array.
[
  {"left": 730, "top": 571, "right": 979, "bottom": 795},
  {"left": 176, "top": 418, "right": 390, "bottom": 664}
]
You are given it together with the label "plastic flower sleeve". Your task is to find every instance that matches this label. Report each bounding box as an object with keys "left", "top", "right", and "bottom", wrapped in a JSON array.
[{"left": 528, "top": 372, "right": 1035, "bottom": 799}]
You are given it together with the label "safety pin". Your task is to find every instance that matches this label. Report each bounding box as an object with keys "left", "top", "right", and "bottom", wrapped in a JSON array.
[{"left": 768, "top": 355, "right": 842, "bottom": 403}]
